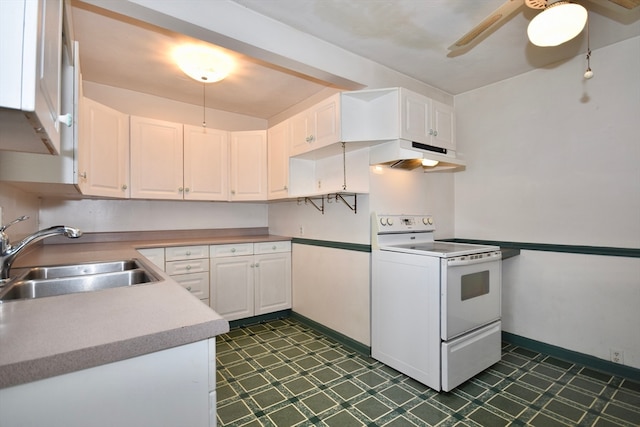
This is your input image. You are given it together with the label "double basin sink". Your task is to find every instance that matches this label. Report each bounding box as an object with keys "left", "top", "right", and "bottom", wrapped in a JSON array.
[{"left": 0, "top": 259, "right": 158, "bottom": 302}]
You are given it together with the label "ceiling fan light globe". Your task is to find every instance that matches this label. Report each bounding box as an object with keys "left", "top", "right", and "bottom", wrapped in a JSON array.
[{"left": 527, "top": 2, "right": 588, "bottom": 47}]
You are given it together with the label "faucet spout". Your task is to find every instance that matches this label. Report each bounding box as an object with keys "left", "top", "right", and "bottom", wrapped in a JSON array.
[{"left": 0, "top": 219, "right": 83, "bottom": 280}]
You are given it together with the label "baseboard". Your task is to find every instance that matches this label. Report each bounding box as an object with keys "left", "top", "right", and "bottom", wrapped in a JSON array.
[
  {"left": 228, "top": 309, "right": 292, "bottom": 329},
  {"left": 290, "top": 312, "right": 371, "bottom": 357},
  {"left": 503, "top": 331, "right": 640, "bottom": 382}
]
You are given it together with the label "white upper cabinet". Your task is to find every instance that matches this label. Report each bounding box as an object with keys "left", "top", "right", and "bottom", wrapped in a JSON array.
[
  {"left": 341, "top": 87, "right": 456, "bottom": 152},
  {"left": 0, "top": 0, "right": 68, "bottom": 154},
  {"left": 78, "top": 97, "right": 130, "bottom": 198},
  {"left": 400, "top": 89, "right": 455, "bottom": 152},
  {"left": 289, "top": 93, "right": 341, "bottom": 156},
  {"left": 183, "top": 125, "right": 229, "bottom": 201},
  {"left": 130, "top": 116, "right": 184, "bottom": 200},
  {"left": 229, "top": 130, "right": 267, "bottom": 201},
  {"left": 267, "top": 120, "right": 290, "bottom": 200}
]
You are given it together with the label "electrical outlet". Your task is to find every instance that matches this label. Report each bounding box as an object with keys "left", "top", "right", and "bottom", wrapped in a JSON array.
[{"left": 610, "top": 348, "right": 625, "bottom": 364}]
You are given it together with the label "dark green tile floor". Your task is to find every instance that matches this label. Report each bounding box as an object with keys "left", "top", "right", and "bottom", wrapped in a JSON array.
[{"left": 216, "top": 318, "right": 640, "bottom": 426}]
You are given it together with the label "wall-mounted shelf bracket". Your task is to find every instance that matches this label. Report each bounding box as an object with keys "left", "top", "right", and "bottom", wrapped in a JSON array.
[
  {"left": 298, "top": 196, "right": 325, "bottom": 214},
  {"left": 297, "top": 193, "right": 357, "bottom": 215},
  {"left": 330, "top": 193, "right": 357, "bottom": 214}
]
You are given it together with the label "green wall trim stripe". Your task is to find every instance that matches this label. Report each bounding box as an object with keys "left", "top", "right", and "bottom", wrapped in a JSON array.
[
  {"left": 503, "top": 331, "right": 640, "bottom": 381},
  {"left": 290, "top": 312, "right": 371, "bottom": 357},
  {"left": 291, "top": 237, "right": 371, "bottom": 253},
  {"left": 444, "top": 238, "right": 640, "bottom": 258}
]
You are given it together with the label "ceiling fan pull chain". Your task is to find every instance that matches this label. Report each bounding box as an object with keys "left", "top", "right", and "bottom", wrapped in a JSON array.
[{"left": 584, "top": 14, "right": 594, "bottom": 79}]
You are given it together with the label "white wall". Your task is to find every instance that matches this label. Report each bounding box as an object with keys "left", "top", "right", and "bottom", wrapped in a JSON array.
[
  {"left": 454, "top": 37, "right": 640, "bottom": 368},
  {"left": 0, "top": 183, "right": 40, "bottom": 238},
  {"left": 39, "top": 198, "right": 267, "bottom": 232}
]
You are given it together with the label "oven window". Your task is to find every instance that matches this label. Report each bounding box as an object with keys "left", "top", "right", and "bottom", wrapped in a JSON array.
[{"left": 461, "top": 271, "right": 490, "bottom": 301}]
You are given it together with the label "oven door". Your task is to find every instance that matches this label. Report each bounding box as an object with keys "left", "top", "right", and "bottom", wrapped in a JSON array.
[{"left": 441, "top": 252, "right": 501, "bottom": 340}]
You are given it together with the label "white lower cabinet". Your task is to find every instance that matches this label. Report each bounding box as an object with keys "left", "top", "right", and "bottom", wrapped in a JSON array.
[
  {"left": 165, "top": 245, "right": 210, "bottom": 305},
  {"left": 210, "top": 242, "right": 291, "bottom": 321},
  {"left": 0, "top": 339, "right": 216, "bottom": 427}
]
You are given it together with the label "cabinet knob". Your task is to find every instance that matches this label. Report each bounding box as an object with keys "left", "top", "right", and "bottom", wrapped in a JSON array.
[
  {"left": 231, "top": 190, "right": 236, "bottom": 195},
  {"left": 284, "top": 185, "right": 288, "bottom": 190},
  {"left": 231, "top": 248, "right": 236, "bottom": 253},
  {"left": 185, "top": 187, "right": 190, "bottom": 193},
  {"left": 186, "top": 286, "right": 192, "bottom": 291},
  {"left": 178, "top": 187, "right": 184, "bottom": 192},
  {"left": 186, "top": 251, "right": 191, "bottom": 256},
  {"left": 272, "top": 245, "right": 277, "bottom": 250},
  {"left": 58, "top": 114, "right": 73, "bottom": 127},
  {"left": 79, "top": 172, "right": 87, "bottom": 179},
  {"left": 186, "top": 265, "right": 192, "bottom": 270},
  {"left": 255, "top": 262, "right": 259, "bottom": 267},
  {"left": 121, "top": 184, "right": 128, "bottom": 190},
  {"left": 305, "top": 135, "right": 315, "bottom": 143},
  {"left": 433, "top": 130, "right": 438, "bottom": 136}
]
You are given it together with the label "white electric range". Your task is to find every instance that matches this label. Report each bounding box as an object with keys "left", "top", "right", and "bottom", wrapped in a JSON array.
[{"left": 371, "top": 213, "right": 502, "bottom": 392}]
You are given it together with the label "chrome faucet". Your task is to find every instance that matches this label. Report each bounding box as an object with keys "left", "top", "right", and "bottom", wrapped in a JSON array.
[{"left": 0, "top": 216, "right": 83, "bottom": 280}]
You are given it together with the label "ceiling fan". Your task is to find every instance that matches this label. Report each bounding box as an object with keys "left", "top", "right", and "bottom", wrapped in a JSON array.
[{"left": 448, "top": 0, "right": 640, "bottom": 53}]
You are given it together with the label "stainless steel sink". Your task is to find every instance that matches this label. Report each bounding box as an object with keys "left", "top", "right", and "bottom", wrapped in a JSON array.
[
  {"left": 0, "top": 259, "right": 158, "bottom": 302},
  {"left": 17, "top": 259, "right": 141, "bottom": 280}
]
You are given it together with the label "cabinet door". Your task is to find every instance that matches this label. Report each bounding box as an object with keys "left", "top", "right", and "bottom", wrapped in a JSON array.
[
  {"left": 267, "top": 120, "right": 290, "bottom": 199},
  {"left": 431, "top": 100, "right": 456, "bottom": 151},
  {"left": 210, "top": 256, "right": 255, "bottom": 321},
  {"left": 130, "top": 116, "right": 184, "bottom": 200},
  {"left": 311, "top": 93, "right": 341, "bottom": 150},
  {"left": 400, "top": 89, "right": 431, "bottom": 145},
  {"left": 34, "top": 0, "right": 64, "bottom": 154},
  {"left": 289, "top": 94, "right": 341, "bottom": 157},
  {"left": 78, "top": 98, "right": 130, "bottom": 198},
  {"left": 289, "top": 110, "right": 311, "bottom": 156},
  {"left": 254, "top": 252, "right": 292, "bottom": 315},
  {"left": 183, "top": 125, "right": 229, "bottom": 201},
  {"left": 229, "top": 130, "right": 267, "bottom": 201}
]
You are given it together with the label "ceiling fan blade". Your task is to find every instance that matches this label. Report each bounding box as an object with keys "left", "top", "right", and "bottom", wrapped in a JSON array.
[
  {"left": 448, "top": 0, "right": 525, "bottom": 52},
  {"left": 606, "top": 0, "right": 640, "bottom": 9}
]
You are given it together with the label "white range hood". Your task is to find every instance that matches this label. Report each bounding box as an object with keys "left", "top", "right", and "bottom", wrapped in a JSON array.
[{"left": 369, "top": 139, "right": 466, "bottom": 171}]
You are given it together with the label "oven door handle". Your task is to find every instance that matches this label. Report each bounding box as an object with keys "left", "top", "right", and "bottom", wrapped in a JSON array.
[{"left": 447, "top": 252, "right": 501, "bottom": 267}]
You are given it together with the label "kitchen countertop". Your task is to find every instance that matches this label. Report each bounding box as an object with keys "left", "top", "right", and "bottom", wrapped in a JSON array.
[{"left": 0, "top": 233, "right": 290, "bottom": 389}]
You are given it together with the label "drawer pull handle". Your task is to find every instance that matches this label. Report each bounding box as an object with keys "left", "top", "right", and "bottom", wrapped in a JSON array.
[{"left": 186, "top": 286, "right": 192, "bottom": 291}]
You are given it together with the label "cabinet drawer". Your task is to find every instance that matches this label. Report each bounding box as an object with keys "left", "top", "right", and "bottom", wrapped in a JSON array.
[
  {"left": 254, "top": 241, "right": 291, "bottom": 254},
  {"left": 166, "top": 258, "right": 209, "bottom": 275},
  {"left": 210, "top": 243, "right": 254, "bottom": 257},
  {"left": 165, "top": 245, "right": 209, "bottom": 261},
  {"left": 171, "top": 272, "right": 210, "bottom": 300}
]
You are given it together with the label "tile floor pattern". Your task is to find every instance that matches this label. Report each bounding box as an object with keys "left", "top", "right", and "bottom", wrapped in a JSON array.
[{"left": 216, "top": 318, "right": 640, "bottom": 426}]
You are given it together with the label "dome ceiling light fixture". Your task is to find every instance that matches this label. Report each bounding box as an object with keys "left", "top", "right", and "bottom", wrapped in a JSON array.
[
  {"left": 173, "top": 44, "right": 234, "bottom": 83},
  {"left": 173, "top": 44, "right": 234, "bottom": 128},
  {"left": 527, "top": 1, "right": 588, "bottom": 47}
]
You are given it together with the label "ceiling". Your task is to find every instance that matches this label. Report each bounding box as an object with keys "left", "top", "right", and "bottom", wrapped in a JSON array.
[{"left": 71, "top": 0, "right": 640, "bottom": 120}]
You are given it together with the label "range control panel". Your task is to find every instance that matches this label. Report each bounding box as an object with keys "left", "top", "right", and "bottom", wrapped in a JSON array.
[{"left": 374, "top": 214, "right": 435, "bottom": 234}]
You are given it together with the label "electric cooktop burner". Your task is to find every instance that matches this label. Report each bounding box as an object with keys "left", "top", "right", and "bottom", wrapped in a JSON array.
[{"left": 381, "top": 241, "right": 499, "bottom": 257}]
